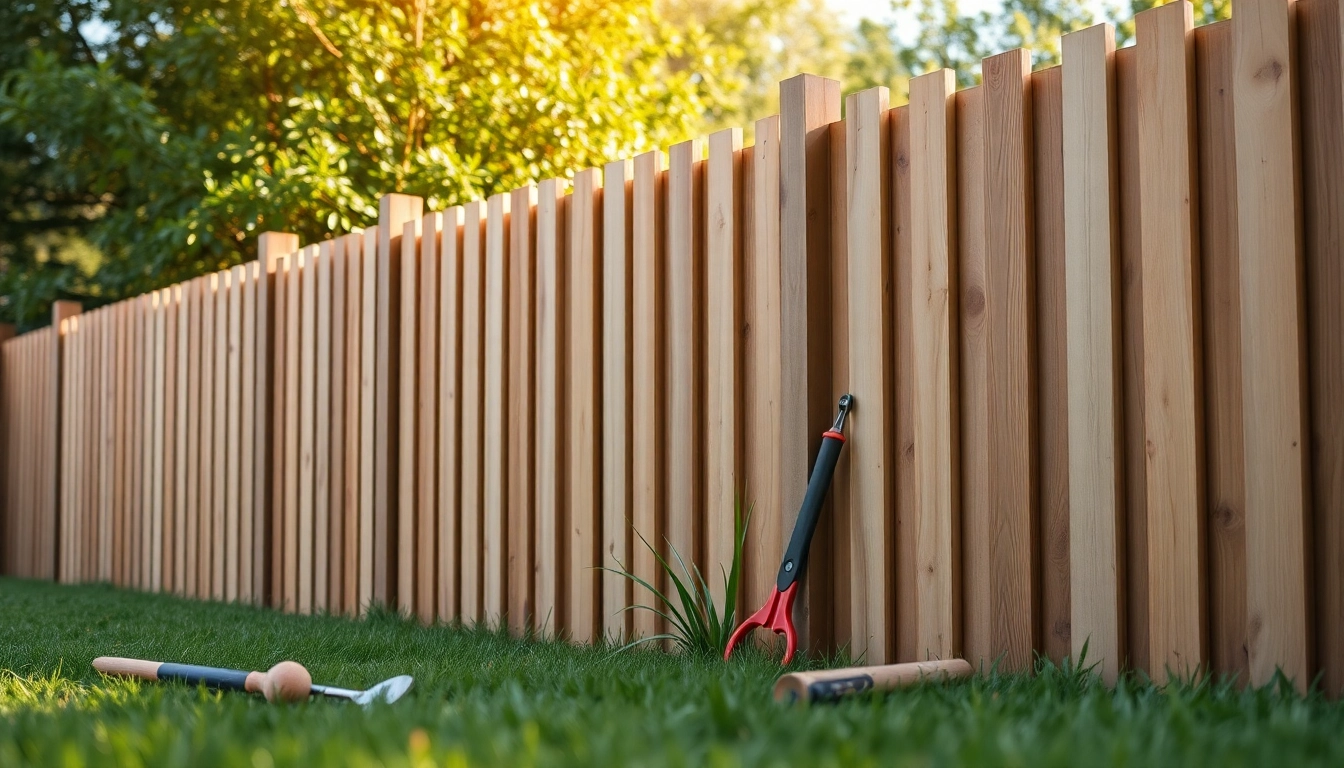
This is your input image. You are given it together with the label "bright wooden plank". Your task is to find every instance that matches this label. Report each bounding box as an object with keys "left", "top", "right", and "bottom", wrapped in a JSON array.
[
  {"left": 568, "top": 170, "right": 601, "bottom": 644},
  {"left": 398, "top": 218, "right": 421, "bottom": 617},
  {"left": 909, "top": 68, "right": 961, "bottom": 661},
  {"left": 240, "top": 266, "right": 258, "bottom": 602},
  {"left": 328, "top": 238, "right": 349, "bottom": 612},
  {"left": 359, "top": 226, "right": 378, "bottom": 611},
  {"left": 1298, "top": 0, "right": 1344, "bottom": 698},
  {"left": 828, "top": 117, "right": 851, "bottom": 650},
  {"left": 845, "top": 87, "right": 895, "bottom": 663},
  {"left": 375, "top": 194, "right": 423, "bottom": 608},
  {"left": 298, "top": 246, "right": 317, "bottom": 614},
  {"left": 779, "top": 74, "right": 842, "bottom": 651},
  {"left": 133, "top": 297, "right": 147, "bottom": 589},
  {"left": 484, "top": 191, "right": 511, "bottom": 629},
  {"left": 163, "top": 293, "right": 179, "bottom": 592},
  {"left": 272, "top": 254, "right": 291, "bottom": 607},
  {"left": 982, "top": 48, "right": 1039, "bottom": 672},
  {"left": 1136, "top": 1, "right": 1207, "bottom": 679},
  {"left": 630, "top": 152, "right": 664, "bottom": 641},
  {"left": 601, "top": 161, "right": 632, "bottom": 641},
  {"left": 173, "top": 285, "right": 189, "bottom": 594},
  {"left": 438, "top": 209, "right": 464, "bottom": 621},
  {"left": 1062, "top": 23, "right": 1126, "bottom": 683},
  {"left": 459, "top": 200, "right": 487, "bottom": 623},
  {"left": 666, "top": 139, "right": 704, "bottom": 595},
  {"left": 100, "top": 309, "right": 115, "bottom": 583},
  {"left": 1194, "top": 19, "right": 1249, "bottom": 684},
  {"left": 418, "top": 213, "right": 443, "bottom": 625},
  {"left": 212, "top": 272, "right": 230, "bottom": 600},
  {"left": 282, "top": 254, "right": 300, "bottom": 611},
  {"left": 226, "top": 265, "right": 244, "bottom": 602},
  {"left": 344, "top": 233, "right": 365, "bottom": 614},
  {"left": 508, "top": 186, "right": 536, "bottom": 635},
  {"left": 1231, "top": 0, "right": 1312, "bottom": 691},
  {"left": 892, "top": 101, "right": 918, "bottom": 662},
  {"left": 706, "top": 129, "right": 743, "bottom": 619},
  {"left": 185, "top": 280, "right": 203, "bottom": 597},
  {"left": 535, "top": 181, "right": 566, "bottom": 636},
  {"left": 315, "top": 240, "right": 336, "bottom": 614},
  {"left": 257, "top": 230, "right": 299, "bottom": 608}
]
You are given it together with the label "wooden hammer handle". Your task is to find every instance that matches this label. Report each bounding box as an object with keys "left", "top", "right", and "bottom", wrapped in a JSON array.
[
  {"left": 774, "top": 658, "right": 973, "bottom": 703},
  {"left": 93, "top": 657, "right": 266, "bottom": 694}
]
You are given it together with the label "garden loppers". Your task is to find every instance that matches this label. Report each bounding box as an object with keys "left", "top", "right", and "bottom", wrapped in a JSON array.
[{"left": 723, "top": 393, "right": 853, "bottom": 664}]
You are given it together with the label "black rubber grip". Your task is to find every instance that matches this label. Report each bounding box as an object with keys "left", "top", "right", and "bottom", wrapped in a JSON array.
[
  {"left": 157, "top": 663, "right": 251, "bottom": 692},
  {"left": 807, "top": 674, "right": 875, "bottom": 703},
  {"left": 776, "top": 434, "right": 846, "bottom": 591}
]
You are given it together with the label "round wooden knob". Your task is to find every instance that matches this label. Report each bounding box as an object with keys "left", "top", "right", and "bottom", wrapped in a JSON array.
[{"left": 262, "top": 661, "right": 312, "bottom": 703}]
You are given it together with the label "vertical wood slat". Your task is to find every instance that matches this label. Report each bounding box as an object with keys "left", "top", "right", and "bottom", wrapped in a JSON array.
[
  {"left": 459, "top": 200, "right": 487, "bottom": 623},
  {"left": 343, "top": 233, "right": 364, "bottom": 614},
  {"left": 982, "top": 48, "right": 1040, "bottom": 672},
  {"left": 1298, "top": 0, "right": 1344, "bottom": 698},
  {"left": 828, "top": 117, "right": 852, "bottom": 651},
  {"left": 399, "top": 219, "right": 422, "bottom": 617},
  {"left": 163, "top": 292, "right": 178, "bottom": 593},
  {"left": 437, "top": 210, "right": 463, "bottom": 621},
  {"left": 1195, "top": 19, "right": 1250, "bottom": 683},
  {"left": 257, "top": 231, "right": 299, "bottom": 607},
  {"left": 706, "top": 130, "right": 743, "bottom": 616},
  {"left": 1063, "top": 22, "right": 1126, "bottom": 683},
  {"left": 568, "top": 171, "right": 602, "bottom": 644},
  {"left": 328, "top": 237, "right": 349, "bottom": 612},
  {"left": 282, "top": 257, "right": 300, "bottom": 610},
  {"left": 359, "top": 226, "right": 378, "bottom": 612},
  {"left": 631, "top": 153, "right": 664, "bottom": 640},
  {"left": 241, "top": 266, "right": 258, "bottom": 602},
  {"left": 666, "top": 139, "right": 704, "bottom": 598},
  {"left": 484, "top": 192, "right": 512, "bottom": 628},
  {"left": 892, "top": 102, "right": 918, "bottom": 662},
  {"left": 509, "top": 187, "right": 537, "bottom": 635},
  {"left": 745, "top": 117, "right": 783, "bottom": 616},
  {"left": 194, "top": 286, "right": 211, "bottom": 598},
  {"left": 374, "top": 195, "right": 423, "bottom": 609},
  {"left": 226, "top": 266, "right": 244, "bottom": 602},
  {"left": 535, "top": 180, "right": 567, "bottom": 636},
  {"left": 213, "top": 272, "right": 229, "bottom": 600},
  {"left": 845, "top": 88, "right": 895, "bottom": 663},
  {"left": 910, "top": 69, "right": 962, "bottom": 661},
  {"left": 186, "top": 280, "right": 203, "bottom": 598},
  {"left": 1033, "top": 65, "right": 1072, "bottom": 665},
  {"left": 1116, "top": 44, "right": 1151, "bottom": 674},
  {"left": 1231, "top": 0, "right": 1312, "bottom": 691},
  {"left": 779, "top": 74, "right": 842, "bottom": 652},
  {"left": 416, "top": 214, "right": 442, "bottom": 624},
  {"left": 299, "top": 248, "right": 318, "bottom": 614},
  {"left": 1137, "top": 1, "right": 1207, "bottom": 678},
  {"left": 602, "top": 162, "right": 633, "bottom": 641},
  {"left": 315, "top": 241, "right": 336, "bottom": 613},
  {"left": 174, "top": 285, "right": 189, "bottom": 594}
]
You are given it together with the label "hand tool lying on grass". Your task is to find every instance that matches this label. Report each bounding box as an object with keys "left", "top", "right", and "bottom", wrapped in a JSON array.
[
  {"left": 773, "top": 659, "right": 973, "bottom": 703},
  {"left": 724, "top": 394, "right": 853, "bottom": 665},
  {"left": 92, "top": 657, "right": 413, "bottom": 708}
]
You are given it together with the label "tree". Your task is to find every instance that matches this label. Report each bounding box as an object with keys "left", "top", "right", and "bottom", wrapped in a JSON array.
[{"left": 0, "top": 0, "right": 709, "bottom": 325}]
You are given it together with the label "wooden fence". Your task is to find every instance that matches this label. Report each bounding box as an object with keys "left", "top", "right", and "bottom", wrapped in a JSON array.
[{"left": 1, "top": 0, "right": 1341, "bottom": 695}]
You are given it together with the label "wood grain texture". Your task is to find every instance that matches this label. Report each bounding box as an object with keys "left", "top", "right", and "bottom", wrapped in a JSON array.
[
  {"left": 568, "top": 170, "right": 602, "bottom": 644},
  {"left": 459, "top": 200, "right": 487, "bottom": 623},
  {"left": 1231, "top": 0, "right": 1312, "bottom": 691},
  {"left": 1298, "top": 0, "right": 1344, "bottom": 698},
  {"left": 910, "top": 69, "right": 961, "bottom": 662},
  {"left": 484, "top": 192, "right": 511, "bottom": 629},
  {"left": 535, "top": 180, "right": 567, "bottom": 636},
  {"left": 508, "top": 187, "right": 537, "bottom": 635},
  {"left": 281, "top": 258, "right": 300, "bottom": 610},
  {"left": 200, "top": 277, "right": 218, "bottom": 600},
  {"left": 843, "top": 87, "right": 895, "bottom": 663},
  {"left": 891, "top": 103, "right": 918, "bottom": 662},
  {"left": 437, "top": 209, "right": 463, "bottom": 621},
  {"left": 212, "top": 271, "right": 229, "bottom": 600},
  {"left": 1032, "top": 64, "right": 1072, "bottom": 665},
  {"left": 257, "top": 231, "right": 299, "bottom": 608},
  {"left": 241, "top": 265, "right": 258, "bottom": 602},
  {"left": 375, "top": 194, "right": 423, "bottom": 608},
  {"left": 983, "top": 48, "right": 1040, "bottom": 672},
  {"left": 315, "top": 242, "right": 335, "bottom": 613},
  {"left": 185, "top": 280, "right": 203, "bottom": 598},
  {"left": 1116, "top": 44, "right": 1150, "bottom": 674},
  {"left": 341, "top": 234, "right": 362, "bottom": 614},
  {"left": 298, "top": 249, "right": 317, "bottom": 614},
  {"left": 226, "top": 267, "right": 244, "bottom": 603},
  {"left": 601, "top": 162, "right": 632, "bottom": 641},
  {"left": 779, "top": 74, "right": 842, "bottom": 653},
  {"left": 827, "top": 116, "right": 853, "bottom": 651},
  {"left": 631, "top": 152, "right": 664, "bottom": 641},
  {"left": 1062, "top": 23, "right": 1126, "bottom": 683},
  {"left": 706, "top": 130, "right": 743, "bottom": 616},
  {"left": 745, "top": 118, "right": 783, "bottom": 618},
  {"left": 418, "top": 213, "right": 443, "bottom": 624},
  {"left": 398, "top": 218, "right": 422, "bottom": 617},
  {"left": 359, "top": 226, "right": 378, "bottom": 611},
  {"left": 1136, "top": 1, "right": 1207, "bottom": 679},
  {"left": 666, "top": 139, "right": 704, "bottom": 598},
  {"left": 1195, "top": 19, "right": 1250, "bottom": 684}
]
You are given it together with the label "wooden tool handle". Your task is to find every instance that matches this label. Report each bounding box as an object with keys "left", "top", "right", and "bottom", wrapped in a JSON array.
[
  {"left": 93, "top": 656, "right": 162, "bottom": 680},
  {"left": 774, "top": 658, "right": 973, "bottom": 703},
  {"left": 93, "top": 656, "right": 266, "bottom": 694}
]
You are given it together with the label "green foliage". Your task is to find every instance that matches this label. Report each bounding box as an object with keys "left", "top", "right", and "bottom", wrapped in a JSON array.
[
  {"left": 3, "top": 578, "right": 1344, "bottom": 766},
  {"left": 605, "top": 501, "right": 750, "bottom": 656},
  {"left": 0, "top": 0, "right": 709, "bottom": 324}
]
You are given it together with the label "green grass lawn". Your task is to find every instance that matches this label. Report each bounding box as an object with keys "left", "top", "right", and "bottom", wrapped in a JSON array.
[{"left": 1, "top": 578, "right": 1340, "bottom": 767}]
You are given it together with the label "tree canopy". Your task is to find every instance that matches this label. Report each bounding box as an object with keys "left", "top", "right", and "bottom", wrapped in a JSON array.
[{"left": 0, "top": 0, "right": 1208, "bottom": 328}]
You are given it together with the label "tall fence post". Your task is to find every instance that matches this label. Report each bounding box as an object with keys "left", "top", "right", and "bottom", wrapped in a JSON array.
[
  {"left": 51, "top": 300, "right": 82, "bottom": 582},
  {"left": 256, "top": 231, "right": 299, "bottom": 606}
]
